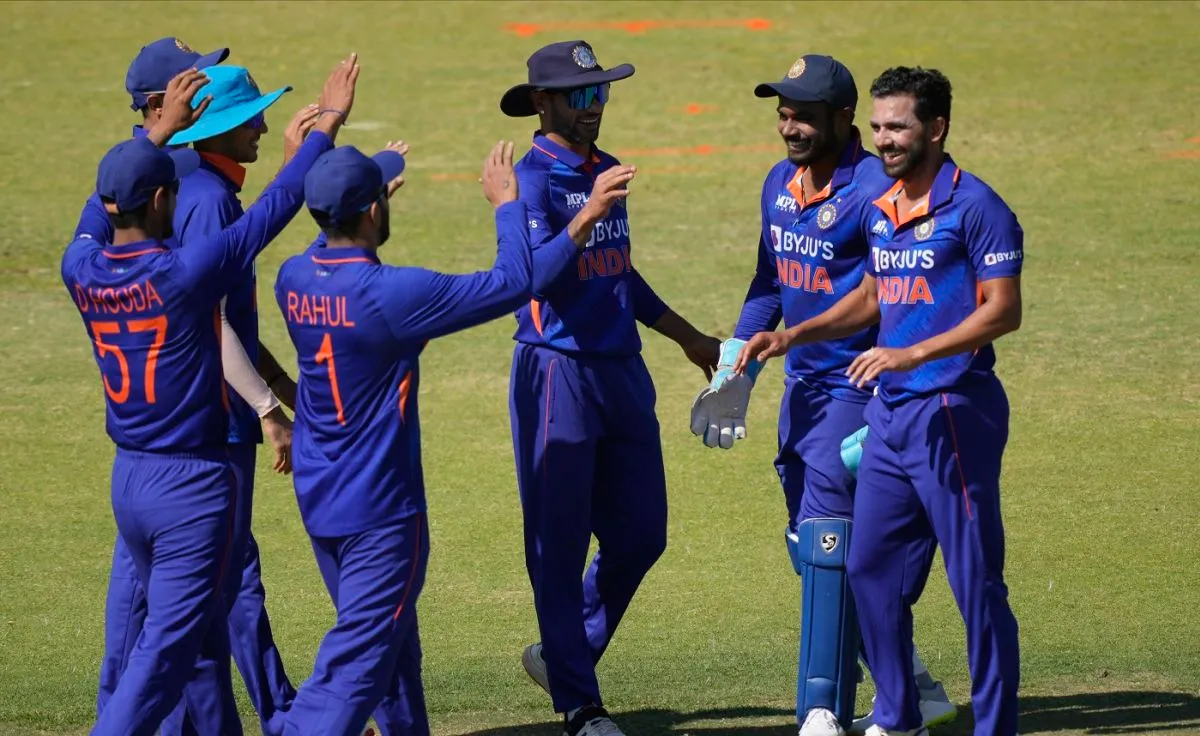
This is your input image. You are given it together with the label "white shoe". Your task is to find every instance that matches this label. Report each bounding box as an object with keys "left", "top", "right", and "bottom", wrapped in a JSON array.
[
  {"left": 800, "top": 707, "right": 846, "bottom": 736},
  {"left": 564, "top": 705, "right": 626, "bottom": 736},
  {"left": 522, "top": 642, "right": 551, "bottom": 694},
  {"left": 851, "top": 682, "right": 957, "bottom": 734},
  {"left": 863, "top": 727, "right": 928, "bottom": 736}
]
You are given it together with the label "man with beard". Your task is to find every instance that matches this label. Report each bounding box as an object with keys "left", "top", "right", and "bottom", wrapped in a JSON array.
[
  {"left": 499, "top": 40, "right": 720, "bottom": 736},
  {"left": 274, "top": 140, "right": 543, "bottom": 735},
  {"left": 690, "top": 55, "right": 957, "bottom": 736},
  {"left": 736, "top": 66, "right": 1024, "bottom": 736}
]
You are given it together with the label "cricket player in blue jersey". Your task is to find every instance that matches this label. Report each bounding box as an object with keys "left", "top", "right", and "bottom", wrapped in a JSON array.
[
  {"left": 62, "top": 57, "right": 355, "bottom": 736},
  {"left": 737, "top": 67, "right": 1024, "bottom": 736},
  {"left": 273, "top": 138, "right": 541, "bottom": 736},
  {"left": 689, "top": 56, "right": 957, "bottom": 736},
  {"left": 499, "top": 40, "right": 720, "bottom": 736},
  {"left": 72, "top": 39, "right": 229, "bottom": 718},
  {"left": 75, "top": 46, "right": 316, "bottom": 736}
]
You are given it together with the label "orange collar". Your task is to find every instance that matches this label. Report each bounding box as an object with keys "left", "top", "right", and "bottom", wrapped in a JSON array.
[{"left": 198, "top": 152, "right": 247, "bottom": 190}]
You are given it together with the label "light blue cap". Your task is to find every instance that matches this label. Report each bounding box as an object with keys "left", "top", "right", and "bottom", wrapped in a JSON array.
[{"left": 168, "top": 65, "right": 290, "bottom": 145}]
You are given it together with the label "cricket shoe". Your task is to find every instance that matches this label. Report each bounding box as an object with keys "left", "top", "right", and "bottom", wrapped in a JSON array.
[
  {"left": 863, "top": 727, "right": 928, "bottom": 736},
  {"left": 522, "top": 642, "right": 551, "bottom": 694},
  {"left": 850, "top": 682, "right": 957, "bottom": 734},
  {"left": 799, "top": 707, "right": 846, "bottom": 736},
  {"left": 564, "top": 704, "right": 625, "bottom": 736}
]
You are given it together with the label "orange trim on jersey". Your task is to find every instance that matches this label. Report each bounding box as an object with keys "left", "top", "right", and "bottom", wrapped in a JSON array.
[
  {"left": 198, "top": 152, "right": 247, "bottom": 189},
  {"left": 397, "top": 371, "right": 412, "bottom": 421},
  {"left": 532, "top": 142, "right": 558, "bottom": 160},
  {"left": 311, "top": 256, "right": 376, "bottom": 265},
  {"left": 530, "top": 299, "right": 544, "bottom": 336},
  {"left": 873, "top": 180, "right": 928, "bottom": 228},
  {"left": 392, "top": 513, "right": 425, "bottom": 621},
  {"left": 785, "top": 167, "right": 833, "bottom": 210},
  {"left": 103, "top": 247, "right": 167, "bottom": 259}
]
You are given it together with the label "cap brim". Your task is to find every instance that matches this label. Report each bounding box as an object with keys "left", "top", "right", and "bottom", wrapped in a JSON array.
[
  {"left": 500, "top": 63, "right": 636, "bottom": 117},
  {"left": 167, "top": 148, "right": 202, "bottom": 180},
  {"left": 372, "top": 150, "right": 406, "bottom": 182},
  {"left": 167, "top": 86, "right": 292, "bottom": 145},
  {"left": 753, "top": 80, "right": 827, "bottom": 101},
  {"left": 194, "top": 48, "right": 230, "bottom": 70}
]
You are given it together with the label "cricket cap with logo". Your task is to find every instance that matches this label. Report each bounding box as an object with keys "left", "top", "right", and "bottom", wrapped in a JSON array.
[
  {"left": 500, "top": 40, "right": 635, "bottom": 117},
  {"left": 125, "top": 37, "right": 230, "bottom": 111},
  {"left": 95, "top": 137, "right": 201, "bottom": 213},
  {"left": 754, "top": 54, "right": 858, "bottom": 109},
  {"left": 167, "top": 65, "right": 291, "bottom": 146},
  {"left": 304, "top": 146, "right": 407, "bottom": 225}
]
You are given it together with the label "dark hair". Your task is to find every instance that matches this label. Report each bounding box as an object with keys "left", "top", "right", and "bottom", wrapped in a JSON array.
[
  {"left": 869, "top": 67, "right": 952, "bottom": 125},
  {"left": 310, "top": 209, "right": 364, "bottom": 239},
  {"left": 101, "top": 197, "right": 150, "bottom": 229}
]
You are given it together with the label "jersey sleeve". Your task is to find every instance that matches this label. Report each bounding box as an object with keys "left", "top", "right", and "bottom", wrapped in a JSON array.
[
  {"left": 734, "top": 177, "right": 783, "bottom": 339},
  {"left": 519, "top": 165, "right": 579, "bottom": 294},
  {"left": 629, "top": 268, "right": 669, "bottom": 327},
  {"left": 377, "top": 200, "right": 533, "bottom": 342},
  {"left": 176, "top": 131, "right": 334, "bottom": 296},
  {"left": 964, "top": 192, "right": 1024, "bottom": 281},
  {"left": 74, "top": 192, "right": 114, "bottom": 244}
]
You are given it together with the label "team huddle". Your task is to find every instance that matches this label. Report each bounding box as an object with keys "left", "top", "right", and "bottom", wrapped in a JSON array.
[{"left": 61, "top": 35, "right": 1023, "bottom": 736}]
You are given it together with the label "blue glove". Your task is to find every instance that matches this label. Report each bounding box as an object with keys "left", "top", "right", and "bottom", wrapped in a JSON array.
[
  {"left": 689, "top": 338, "right": 764, "bottom": 449},
  {"left": 840, "top": 425, "right": 870, "bottom": 477}
]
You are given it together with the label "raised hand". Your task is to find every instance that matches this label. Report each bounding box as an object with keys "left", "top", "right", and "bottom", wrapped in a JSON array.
[
  {"left": 582, "top": 164, "right": 636, "bottom": 222},
  {"left": 383, "top": 140, "right": 409, "bottom": 198},
  {"left": 481, "top": 140, "right": 518, "bottom": 208},
  {"left": 147, "top": 69, "right": 211, "bottom": 146},
  {"left": 282, "top": 104, "right": 321, "bottom": 165},
  {"left": 313, "top": 52, "right": 360, "bottom": 139}
]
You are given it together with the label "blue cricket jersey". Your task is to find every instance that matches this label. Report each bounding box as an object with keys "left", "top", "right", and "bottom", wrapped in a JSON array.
[
  {"left": 175, "top": 153, "right": 262, "bottom": 445},
  {"left": 275, "top": 200, "right": 545, "bottom": 538},
  {"left": 511, "top": 134, "right": 668, "bottom": 357},
  {"left": 77, "top": 140, "right": 265, "bottom": 445},
  {"left": 735, "top": 131, "right": 891, "bottom": 399},
  {"left": 61, "top": 131, "right": 333, "bottom": 452},
  {"left": 864, "top": 155, "right": 1024, "bottom": 404}
]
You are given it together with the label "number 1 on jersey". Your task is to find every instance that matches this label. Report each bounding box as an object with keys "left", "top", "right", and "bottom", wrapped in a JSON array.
[{"left": 315, "top": 332, "right": 346, "bottom": 425}]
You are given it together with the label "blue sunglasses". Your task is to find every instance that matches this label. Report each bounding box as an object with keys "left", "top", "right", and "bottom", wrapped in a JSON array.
[
  {"left": 243, "top": 111, "right": 266, "bottom": 130},
  {"left": 566, "top": 83, "right": 610, "bottom": 110}
]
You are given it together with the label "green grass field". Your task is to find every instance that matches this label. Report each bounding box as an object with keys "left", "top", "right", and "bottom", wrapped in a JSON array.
[{"left": 2, "top": 1, "right": 1199, "bottom": 733}]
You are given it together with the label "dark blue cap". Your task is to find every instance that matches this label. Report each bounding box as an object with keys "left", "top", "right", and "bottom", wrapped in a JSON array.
[
  {"left": 501, "top": 40, "right": 635, "bottom": 117},
  {"left": 754, "top": 54, "right": 857, "bottom": 109},
  {"left": 96, "top": 137, "right": 201, "bottom": 213},
  {"left": 304, "top": 147, "right": 407, "bottom": 224},
  {"left": 125, "top": 37, "right": 230, "bottom": 111}
]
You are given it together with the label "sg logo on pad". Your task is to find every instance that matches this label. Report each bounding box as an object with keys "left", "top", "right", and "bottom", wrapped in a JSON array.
[{"left": 821, "top": 532, "right": 839, "bottom": 554}]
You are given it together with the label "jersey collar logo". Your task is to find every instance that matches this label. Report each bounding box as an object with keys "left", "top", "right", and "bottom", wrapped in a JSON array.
[
  {"left": 914, "top": 217, "right": 936, "bottom": 241},
  {"left": 817, "top": 202, "right": 838, "bottom": 229}
]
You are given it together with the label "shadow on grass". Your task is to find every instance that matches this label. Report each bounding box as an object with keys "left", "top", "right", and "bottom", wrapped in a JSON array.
[{"left": 454, "top": 690, "right": 1200, "bottom": 735}]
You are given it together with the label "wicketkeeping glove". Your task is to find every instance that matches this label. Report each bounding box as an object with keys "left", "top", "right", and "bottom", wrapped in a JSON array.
[
  {"left": 690, "top": 338, "right": 764, "bottom": 449},
  {"left": 840, "top": 425, "right": 869, "bottom": 477}
]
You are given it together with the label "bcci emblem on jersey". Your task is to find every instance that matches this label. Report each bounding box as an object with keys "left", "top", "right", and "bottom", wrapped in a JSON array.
[
  {"left": 821, "top": 532, "right": 839, "bottom": 554},
  {"left": 914, "top": 217, "right": 936, "bottom": 241},
  {"left": 572, "top": 45, "right": 598, "bottom": 69},
  {"left": 817, "top": 202, "right": 838, "bottom": 230}
]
